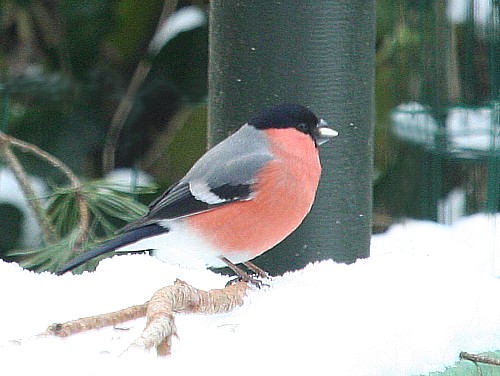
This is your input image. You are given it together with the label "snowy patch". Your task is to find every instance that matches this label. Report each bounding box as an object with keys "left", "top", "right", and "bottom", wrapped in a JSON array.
[
  {"left": 148, "top": 6, "right": 207, "bottom": 55},
  {"left": 0, "top": 214, "right": 499, "bottom": 375},
  {"left": 391, "top": 103, "right": 499, "bottom": 152},
  {"left": 0, "top": 168, "right": 47, "bottom": 248}
]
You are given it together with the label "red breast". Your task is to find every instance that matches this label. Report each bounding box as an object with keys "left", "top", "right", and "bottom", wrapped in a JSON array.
[{"left": 186, "top": 127, "right": 322, "bottom": 258}]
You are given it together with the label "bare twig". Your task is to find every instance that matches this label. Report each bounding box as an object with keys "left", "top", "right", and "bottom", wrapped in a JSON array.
[
  {"left": 102, "top": 0, "right": 179, "bottom": 174},
  {"left": 44, "top": 279, "right": 249, "bottom": 356},
  {"left": 460, "top": 351, "right": 500, "bottom": 366},
  {"left": 128, "top": 279, "right": 248, "bottom": 356},
  {"left": 0, "top": 135, "right": 56, "bottom": 243},
  {"left": 44, "top": 303, "right": 148, "bottom": 338},
  {"left": 0, "top": 131, "right": 90, "bottom": 245},
  {"left": 102, "top": 60, "right": 151, "bottom": 174}
]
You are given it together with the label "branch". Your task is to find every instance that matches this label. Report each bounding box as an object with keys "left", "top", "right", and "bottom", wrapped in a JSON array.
[
  {"left": 44, "top": 279, "right": 249, "bottom": 356},
  {"left": 0, "top": 131, "right": 90, "bottom": 245},
  {"left": 0, "top": 134, "right": 56, "bottom": 243},
  {"left": 460, "top": 352, "right": 500, "bottom": 366},
  {"left": 129, "top": 279, "right": 248, "bottom": 356},
  {"left": 44, "top": 303, "right": 148, "bottom": 337},
  {"left": 102, "top": 0, "right": 179, "bottom": 174},
  {"left": 102, "top": 60, "right": 151, "bottom": 174}
]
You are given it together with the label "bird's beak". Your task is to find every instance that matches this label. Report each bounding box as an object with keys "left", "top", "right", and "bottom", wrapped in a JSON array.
[{"left": 315, "top": 119, "right": 338, "bottom": 145}]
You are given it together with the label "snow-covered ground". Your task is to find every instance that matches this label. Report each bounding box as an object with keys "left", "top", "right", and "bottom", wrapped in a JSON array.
[{"left": 1, "top": 214, "right": 499, "bottom": 376}]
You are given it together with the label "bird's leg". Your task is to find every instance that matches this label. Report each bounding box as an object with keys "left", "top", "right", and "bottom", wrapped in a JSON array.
[
  {"left": 220, "top": 257, "right": 253, "bottom": 281},
  {"left": 242, "top": 261, "right": 269, "bottom": 279},
  {"left": 220, "top": 257, "right": 267, "bottom": 288}
]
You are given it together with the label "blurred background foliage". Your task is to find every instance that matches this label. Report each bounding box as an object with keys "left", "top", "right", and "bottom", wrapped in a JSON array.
[
  {"left": 0, "top": 0, "right": 209, "bottom": 270},
  {"left": 0, "top": 0, "right": 498, "bottom": 272},
  {"left": 1, "top": 0, "right": 208, "bottom": 180},
  {"left": 374, "top": 0, "right": 499, "bottom": 226}
]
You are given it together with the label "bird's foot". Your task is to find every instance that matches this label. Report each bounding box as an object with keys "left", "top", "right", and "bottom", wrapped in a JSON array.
[
  {"left": 221, "top": 257, "right": 270, "bottom": 288},
  {"left": 226, "top": 274, "right": 266, "bottom": 288}
]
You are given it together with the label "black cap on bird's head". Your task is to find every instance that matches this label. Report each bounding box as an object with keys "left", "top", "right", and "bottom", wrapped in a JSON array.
[{"left": 249, "top": 103, "right": 338, "bottom": 146}]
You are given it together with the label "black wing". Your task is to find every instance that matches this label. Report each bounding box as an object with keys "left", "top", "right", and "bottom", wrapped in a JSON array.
[
  {"left": 120, "top": 133, "right": 274, "bottom": 233},
  {"left": 119, "top": 180, "right": 253, "bottom": 233},
  {"left": 148, "top": 180, "right": 253, "bottom": 219}
]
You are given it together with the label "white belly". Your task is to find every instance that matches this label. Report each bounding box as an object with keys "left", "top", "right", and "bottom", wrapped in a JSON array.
[{"left": 115, "top": 220, "right": 254, "bottom": 269}]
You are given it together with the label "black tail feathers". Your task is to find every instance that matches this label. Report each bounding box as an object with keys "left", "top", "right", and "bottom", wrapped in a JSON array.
[{"left": 56, "top": 224, "right": 168, "bottom": 275}]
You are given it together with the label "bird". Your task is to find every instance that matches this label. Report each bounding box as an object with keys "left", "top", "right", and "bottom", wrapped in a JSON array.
[{"left": 57, "top": 103, "right": 338, "bottom": 280}]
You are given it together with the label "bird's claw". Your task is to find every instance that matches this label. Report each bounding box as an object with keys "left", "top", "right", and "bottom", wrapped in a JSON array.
[{"left": 225, "top": 274, "right": 269, "bottom": 289}]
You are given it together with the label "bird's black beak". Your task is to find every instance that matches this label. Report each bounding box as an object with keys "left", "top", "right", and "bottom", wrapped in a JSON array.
[{"left": 315, "top": 119, "right": 338, "bottom": 145}]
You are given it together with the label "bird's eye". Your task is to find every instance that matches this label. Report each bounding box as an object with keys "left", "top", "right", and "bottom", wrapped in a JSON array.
[{"left": 297, "top": 123, "right": 309, "bottom": 133}]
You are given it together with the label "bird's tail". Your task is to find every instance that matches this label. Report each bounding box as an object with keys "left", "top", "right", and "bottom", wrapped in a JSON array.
[{"left": 56, "top": 224, "right": 168, "bottom": 275}]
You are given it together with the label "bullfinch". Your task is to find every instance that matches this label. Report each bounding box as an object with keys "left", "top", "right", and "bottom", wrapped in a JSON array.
[{"left": 57, "top": 103, "right": 338, "bottom": 279}]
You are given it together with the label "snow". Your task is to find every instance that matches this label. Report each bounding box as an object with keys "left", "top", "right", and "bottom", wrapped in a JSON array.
[
  {"left": 148, "top": 6, "right": 207, "bottom": 55},
  {"left": 447, "top": 0, "right": 494, "bottom": 27},
  {"left": 391, "top": 102, "right": 499, "bottom": 153},
  {"left": 0, "top": 168, "right": 46, "bottom": 248},
  {"left": 105, "top": 168, "right": 154, "bottom": 187},
  {"left": 1, "top": 214, "right": 499, "bottom": 375}
]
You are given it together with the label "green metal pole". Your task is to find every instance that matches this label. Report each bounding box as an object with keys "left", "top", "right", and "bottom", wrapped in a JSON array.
[{"left": 209, "top": 1, "right": 375, "bottom": 274}]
